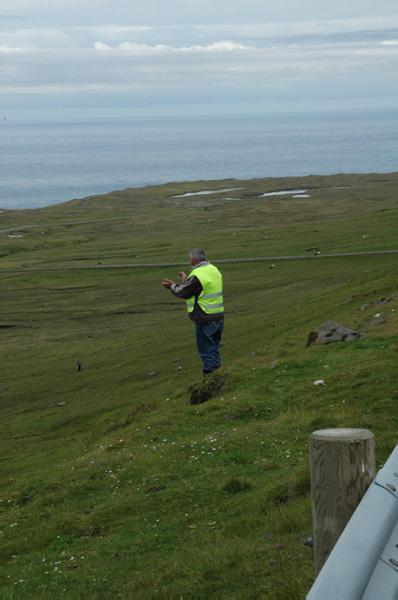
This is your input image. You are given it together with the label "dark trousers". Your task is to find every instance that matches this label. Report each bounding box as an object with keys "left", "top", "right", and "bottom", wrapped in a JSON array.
[{"left": 195, "top": 321, "right": 224, "bottom": 374}]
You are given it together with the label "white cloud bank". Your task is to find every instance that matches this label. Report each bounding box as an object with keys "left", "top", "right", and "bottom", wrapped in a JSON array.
[
  {"left": 1, "top": 0, "right": 398, "bottom": 118},
  {"left": 93, "top": 40, "right": 253, "bottom": 53}
]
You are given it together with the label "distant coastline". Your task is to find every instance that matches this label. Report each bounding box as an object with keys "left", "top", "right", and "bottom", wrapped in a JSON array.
[
  {"left": 1, "top": 170, "right": 398, "bottom": 215},
  {"left": 1, "top": 109, "right": 397, "bottom": 210}
]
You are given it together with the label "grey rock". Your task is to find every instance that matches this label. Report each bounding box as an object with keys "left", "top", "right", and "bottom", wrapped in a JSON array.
[
  {"left": 360, "top": 294, "right": 396, "bottom": 311},
  {"left": 306, "top": 320, "right": 367, "bottom": 348},
  {"left": 375, "top": 297, "right": 387, "bottom": 306},
  {"left": 58, "top": 402, "right": 67, "bottom": 406},
  {"left": 146, "top": 371, "right": 156, "bottom": 377},
  {"left": 370, "top": 318, "right": 387, "bottom": 326}
]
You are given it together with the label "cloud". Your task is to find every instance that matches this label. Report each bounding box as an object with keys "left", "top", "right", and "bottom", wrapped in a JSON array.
[
  {"left": 95, "top": 41, "right": 170, "bottom": 53},
  {"left": 0, "top": 44, "right": 37, "bottom": 53},
  {"left": 2, "top": 38, "right": 397, "bottom": 100},
  {"left": 93, "top": 40, "right": 253, "bottom": 54},
  {"left": 3, "top": 18, "right": 398, "bottom": 51},
  {"left": 93, "top": 42, "right": 112, "bottom": 50},
  {"left": 180, "top": 41, "right": 253, "bottom": 52},
  {"left": 381, "top": 40, "right": 398, "bottom": 46}
]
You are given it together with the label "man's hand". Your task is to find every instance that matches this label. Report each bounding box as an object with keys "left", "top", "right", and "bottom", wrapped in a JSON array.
[
  {"left": 178, "top": 271, "right": 188, "bottom": 283},
  {"left": 162, "top": 278, "right": 175, "bottom": 288}
]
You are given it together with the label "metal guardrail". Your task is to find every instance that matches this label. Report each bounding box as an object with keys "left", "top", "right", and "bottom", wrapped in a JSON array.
[{"left": 307, "top": 445, "right": 398, "bottom": 599}]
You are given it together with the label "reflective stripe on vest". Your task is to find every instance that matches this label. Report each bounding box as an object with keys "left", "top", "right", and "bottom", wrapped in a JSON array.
[{"left": 186, "top": 263, "right": 224, "bottom": 315}]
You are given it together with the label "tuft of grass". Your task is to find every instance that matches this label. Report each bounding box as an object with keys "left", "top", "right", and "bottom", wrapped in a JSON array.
[{"left": 222, "top": 476, "right": 253, "bottom": 494}]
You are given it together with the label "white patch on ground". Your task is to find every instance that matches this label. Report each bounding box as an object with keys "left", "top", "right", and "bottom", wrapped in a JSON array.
[
  {"left": 261, "top": 189, "right": 307, "bottom": 197},
  {"left": 174, "top": 187, "right": 244, "bottom": 198}
]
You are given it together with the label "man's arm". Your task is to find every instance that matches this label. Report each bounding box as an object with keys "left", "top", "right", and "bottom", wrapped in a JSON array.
[
  {"left": 162, "top": 270, "right": 187, "bottom": 289},
  {"left": 164, "top": 275, "right": 202, "bottom": 299}
]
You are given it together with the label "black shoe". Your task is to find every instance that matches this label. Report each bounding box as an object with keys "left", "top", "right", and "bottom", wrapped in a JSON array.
[{"left": 203, "top": 365, "right": 220, "bottom": 376}]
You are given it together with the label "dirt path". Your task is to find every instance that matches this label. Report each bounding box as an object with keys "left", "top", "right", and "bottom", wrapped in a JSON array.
[
  {"left": 0, "top": 215, "right": 138, "bottom": 234},
  {"left": 1, "top": 250, "right": 397, "bottom": 273}
]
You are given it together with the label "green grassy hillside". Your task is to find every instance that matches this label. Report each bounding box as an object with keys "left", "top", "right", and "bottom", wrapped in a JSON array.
[{"left": 1, "top": 173, "right": 397, "bottom": 598}]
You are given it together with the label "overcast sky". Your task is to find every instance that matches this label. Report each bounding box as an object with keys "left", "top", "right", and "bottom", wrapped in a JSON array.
[{"left": 1, "top": 0, "right": 398, "bottom": 120}]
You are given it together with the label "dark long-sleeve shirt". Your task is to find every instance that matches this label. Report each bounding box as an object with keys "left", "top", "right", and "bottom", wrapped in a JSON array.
[{"left": 170, "top": 272, "right": 224, "bottom": 325}]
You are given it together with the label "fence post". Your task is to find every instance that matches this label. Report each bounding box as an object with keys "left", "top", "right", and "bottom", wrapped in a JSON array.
[{"left": 309, "top": 428, "right": 376, "bottom": 575}]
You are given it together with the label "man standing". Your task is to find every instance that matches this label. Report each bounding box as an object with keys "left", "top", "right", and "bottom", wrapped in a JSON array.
[{"left": 162, "top": 249, "right": 224, "bottom": 376}]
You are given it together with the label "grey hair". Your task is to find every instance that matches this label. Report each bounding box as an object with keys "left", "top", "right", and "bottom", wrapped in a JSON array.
[{"left": 189, "top": 248, "right": 206, "bottom": 262}]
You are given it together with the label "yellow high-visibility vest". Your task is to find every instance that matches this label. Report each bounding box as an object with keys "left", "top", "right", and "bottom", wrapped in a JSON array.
[{"left": 186, "top": 263, "right": 224, "bottom": 316}]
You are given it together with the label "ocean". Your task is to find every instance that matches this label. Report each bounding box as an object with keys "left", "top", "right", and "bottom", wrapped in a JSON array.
[{"left": 1, "top": 109, "right": 397, "bottom": 210}]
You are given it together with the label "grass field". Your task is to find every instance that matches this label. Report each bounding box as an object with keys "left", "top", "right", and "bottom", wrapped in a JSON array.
[{"left": 1, "top": 172, "right": 397, "bottom": 598}]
